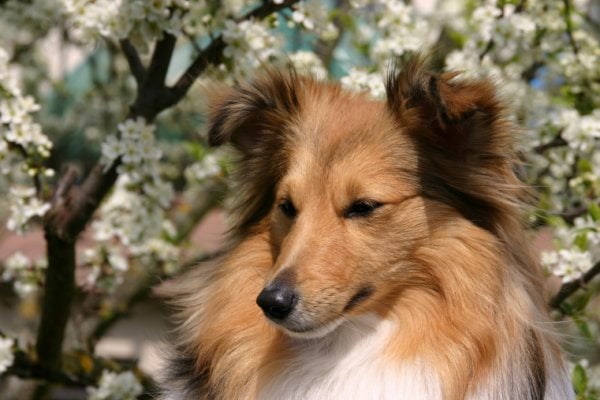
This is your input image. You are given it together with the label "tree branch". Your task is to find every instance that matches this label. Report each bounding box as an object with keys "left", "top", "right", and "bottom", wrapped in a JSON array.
[
  {"left": 313, "top": 0, "right": 348, "bottom": 70},
  {"left": 36, "top": 0, "right": 299, "bottom": 374},
  {"left": 145, "top": 32, "right": 177, "bottom": 88},
  {"left": 7, "top": 346, "right": 153, "bottom": 394},
  {"left": 533, "top": 134, "right": 567, "bottom": 154},
  {"left": 168, "top": 0, "right": 301, "bottom": 104},
  {"left": 35, "top": 233, "right": 76, "bottom": 373},
  {"left": 119, "top": 39, "right": 146, "bottom": 86},
  {"left": 37, "top": 163, "right": 120, "bottom": 372},
  {"left": 551, "top": 260, "right": 600, "bottom": 308}
]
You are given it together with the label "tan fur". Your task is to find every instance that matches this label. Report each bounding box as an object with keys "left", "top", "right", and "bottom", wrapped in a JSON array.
[{"left": 160, "top": 57, "right": 572, "bottom": 400}]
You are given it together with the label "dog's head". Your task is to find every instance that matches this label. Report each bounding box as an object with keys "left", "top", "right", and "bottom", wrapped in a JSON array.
[{"left": 206, "top": 57, "right": 522, "bottom": 339}]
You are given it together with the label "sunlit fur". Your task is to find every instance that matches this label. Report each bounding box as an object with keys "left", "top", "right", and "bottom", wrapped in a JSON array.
[{"left": 160, "top": 57, "right": 574, "bottom": 400}]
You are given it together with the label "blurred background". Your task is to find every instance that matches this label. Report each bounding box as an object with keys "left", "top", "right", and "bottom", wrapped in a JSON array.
[{"left": 0, "top": 0, "right": 599, "bottom": 399}]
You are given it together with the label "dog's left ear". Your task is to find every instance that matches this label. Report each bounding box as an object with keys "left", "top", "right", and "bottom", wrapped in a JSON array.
[
  {"left": 386, "top": 56, "right": 526, "bottom": 235},
  {"left": 385, "top": 56, "right": 507, "bottom": 157}
]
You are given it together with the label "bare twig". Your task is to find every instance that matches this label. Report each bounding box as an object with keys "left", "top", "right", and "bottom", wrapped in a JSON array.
[
  {"left": 551, "top": 260, "right": 600, "bottom": 308},
  {"left": 560, "top": 204, "right": 591, "bottom": 224},
  {"left": 479, "top": 0, "right": 526, "bottom": 61},
  {"left": 313, "top": 0, "right": 348, "bottom": 70},
  {"left": 145, "top": 32, "right": 177, "bottom": 88},
  {"left": 119, "top": 39, "right": 146, "bottom": 85},
  {"left": 562, "top": 0, "right": 579, "bottom": 55},
  {"left": 533, "top": 134, "right": 567, "bottom": 154},
  {"left": 168, "top": 0, "right": 301, "bottom": 104},
  {"left": 52, "top": 165, "right": 78, "bottom": 204}
]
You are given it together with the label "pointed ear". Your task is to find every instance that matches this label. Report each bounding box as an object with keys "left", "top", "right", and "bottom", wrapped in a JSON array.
[
  {"left": 385, "top": 56, "right": 507, "bottom": 156},
  {"left": 205, "top": 70, "right": 302, "bottom": 151}
]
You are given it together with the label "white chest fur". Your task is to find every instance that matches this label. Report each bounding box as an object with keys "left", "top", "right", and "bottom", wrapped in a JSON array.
[{"left": 258, "top": 314, "right": 442, "bottom": 400}]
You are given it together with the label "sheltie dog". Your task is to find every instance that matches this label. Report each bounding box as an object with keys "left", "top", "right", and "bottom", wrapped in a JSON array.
[{"left": 161, "top": 56, "right": 575, "bottom": 399}]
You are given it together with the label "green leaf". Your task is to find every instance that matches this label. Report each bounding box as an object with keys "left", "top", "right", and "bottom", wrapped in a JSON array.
[
  {"left": 560, "top": 302, "right": 574, "bottom": 315},
  {"left": 589, "top": 203, "right": 600, "bottom": 222},
  {"left": 571, "top": 292, "right": 592, "bottom": 313},
  {"left": 573, "top": 317, "right": 594, "bottom": 341},
  {"left": 579, "top": 159, "right": 593, "bottom": 174},
  {"left": 573, "top": 364, "right": 589, "bottom": 395},
  {"left": 575, "top": 232, "right": 589, "bottom": 251},
  {"left": 545, "top": 215, "right": 567, "bottom": 228}
]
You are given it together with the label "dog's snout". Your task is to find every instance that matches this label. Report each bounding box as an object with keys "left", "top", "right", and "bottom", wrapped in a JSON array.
[{"left": 256, "top": 284, "right": 297, "bottom": 321}]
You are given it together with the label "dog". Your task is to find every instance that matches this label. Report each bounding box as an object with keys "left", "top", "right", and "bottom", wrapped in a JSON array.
[{"left": 161, "top": 56, "right": 574, "bottom": 400}]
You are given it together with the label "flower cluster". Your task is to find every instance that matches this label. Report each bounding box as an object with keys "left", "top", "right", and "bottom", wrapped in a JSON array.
[
  {"left": 101, "top": 118, "right": 173, "bottom": 210},
  {"left": 290, "top": 0, "right": 338, "bottom": 40},
  {"left": 542, "top": 248, "right": 593, "bottom": 283},
  {"left": 0, "top": 336, "right": 14, "bottom": 375},
  {"left": 0, "top": 0, "right": 63, "bottom": 50},
  {"left": 185, "top": 153, "right": 223, "bottom": 184},
  {"left": 340, "top": 68, "right": 385, "bottom": 99},
  {"left": 350, "top": 0, "right": 432, "bottom": 64},
  {"left": 87, "top": 370, "right": 143, "bottom": 400},
  {"left": 222, "top": 19, "right": 282, "bottom": 76},
  {"left": 288, "top": 51, "right": 328, "bottom": 79},
  {"left": 61, "top": 0, "right": 189, "bottom": 51},
  {"left": 6, "top": 187, "right": 51, "bottom": 234},
  {"left": 82, "top": 246, "right": 129, "bottom": 292},
  {"left": 94, "top": 117, "right": 177, "bottom": 290},
  {"left": 1, "top": 252, "right": 46, "bottom": 297},
  {"left": 0, "top": 46, "right": 53, "bottom": 233}
]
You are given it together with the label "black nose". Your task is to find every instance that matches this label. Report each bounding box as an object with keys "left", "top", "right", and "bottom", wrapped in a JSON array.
[{"left": 256, "top": 285, "right": 297, "bottom": 320}]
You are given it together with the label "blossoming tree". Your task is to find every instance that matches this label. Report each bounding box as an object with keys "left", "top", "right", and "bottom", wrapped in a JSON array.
[{"left": 0, "top": 0, "right": 598, "bottom": 398}]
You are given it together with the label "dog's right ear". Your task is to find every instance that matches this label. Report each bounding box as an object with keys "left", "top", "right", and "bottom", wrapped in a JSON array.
[
  {"left": 204, "top": 71, "right": 303, "bottom": 232},
  {"left": 205, "top": 71, "right": 302, "bottom": 152}
]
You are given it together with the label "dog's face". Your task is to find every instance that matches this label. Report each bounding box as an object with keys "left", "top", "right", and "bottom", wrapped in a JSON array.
[
  {"left": 207, "top": 59, "right": 512, "bottom": 339},
  {"left": 261, "top": 97, "right": 431, "bottom": 338}
]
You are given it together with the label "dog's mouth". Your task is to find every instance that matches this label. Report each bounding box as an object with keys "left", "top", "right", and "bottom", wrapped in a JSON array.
[
  {"left": 280, "top": 318, "right": 346, "bottom": 339},
  {"left": 266, "top": 286, "right": 375, "bottom": 340}
]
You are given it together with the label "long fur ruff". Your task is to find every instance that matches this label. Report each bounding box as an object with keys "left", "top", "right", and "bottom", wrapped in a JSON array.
[{"left": 159, "top": 56, "right": 574, "bottom": 400}]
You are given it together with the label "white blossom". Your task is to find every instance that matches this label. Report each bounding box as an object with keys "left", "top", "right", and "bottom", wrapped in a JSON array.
[
  {"left": 61, "top": 0, "right": 189, "bottom": 50},
  {"left": 0, "top": 45, "right": 53, "bottom": 234},
  {"left": 2, "top": 252, "right": 46, "bottom": 297},
  {"left": 0, "top": 337, "right": 14, "bottom": 375},
  {"left": 6, "top": 187, "right": 51, "bottom": 234},
  {"left": 222, "top": 19, "right": 282, "bottom": 76},
  {"left": 185, "top": 153, "right": 223, "bottom": 183},
  {"left": 288, "top": 51, "right": 328, "bottom": 79},
  {"left": 87, "top": 370, "right": 143, "bottom": 400},
  {"left": 290, "top": 0, "right": 338, "bottom": 40},
  {"left": 340, "top": 68, "right": 385, "bottom": 99},
  {"left": 542, "top": 248, "right": 594, "bottom": 283}
]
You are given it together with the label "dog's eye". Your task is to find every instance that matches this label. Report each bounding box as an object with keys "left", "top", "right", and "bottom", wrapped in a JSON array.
[
  {"left": 344, "top": 200, "right": 382, "bottom": 219},
  {"left": 278, "top": 199, "right": 297, "bottom": 218}
]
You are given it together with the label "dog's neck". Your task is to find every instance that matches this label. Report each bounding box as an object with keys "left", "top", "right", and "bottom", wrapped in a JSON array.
[{"left": 258, "top": 313, "right": 442, "bottom": 400}]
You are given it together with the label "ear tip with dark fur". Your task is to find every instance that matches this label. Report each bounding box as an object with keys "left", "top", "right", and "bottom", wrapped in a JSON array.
[
  {"left": 207, "top": 127, "right": 226, "bottom": 147},
  {"left": 385, "top": 52, "right": 433, "bottom": 110}
]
